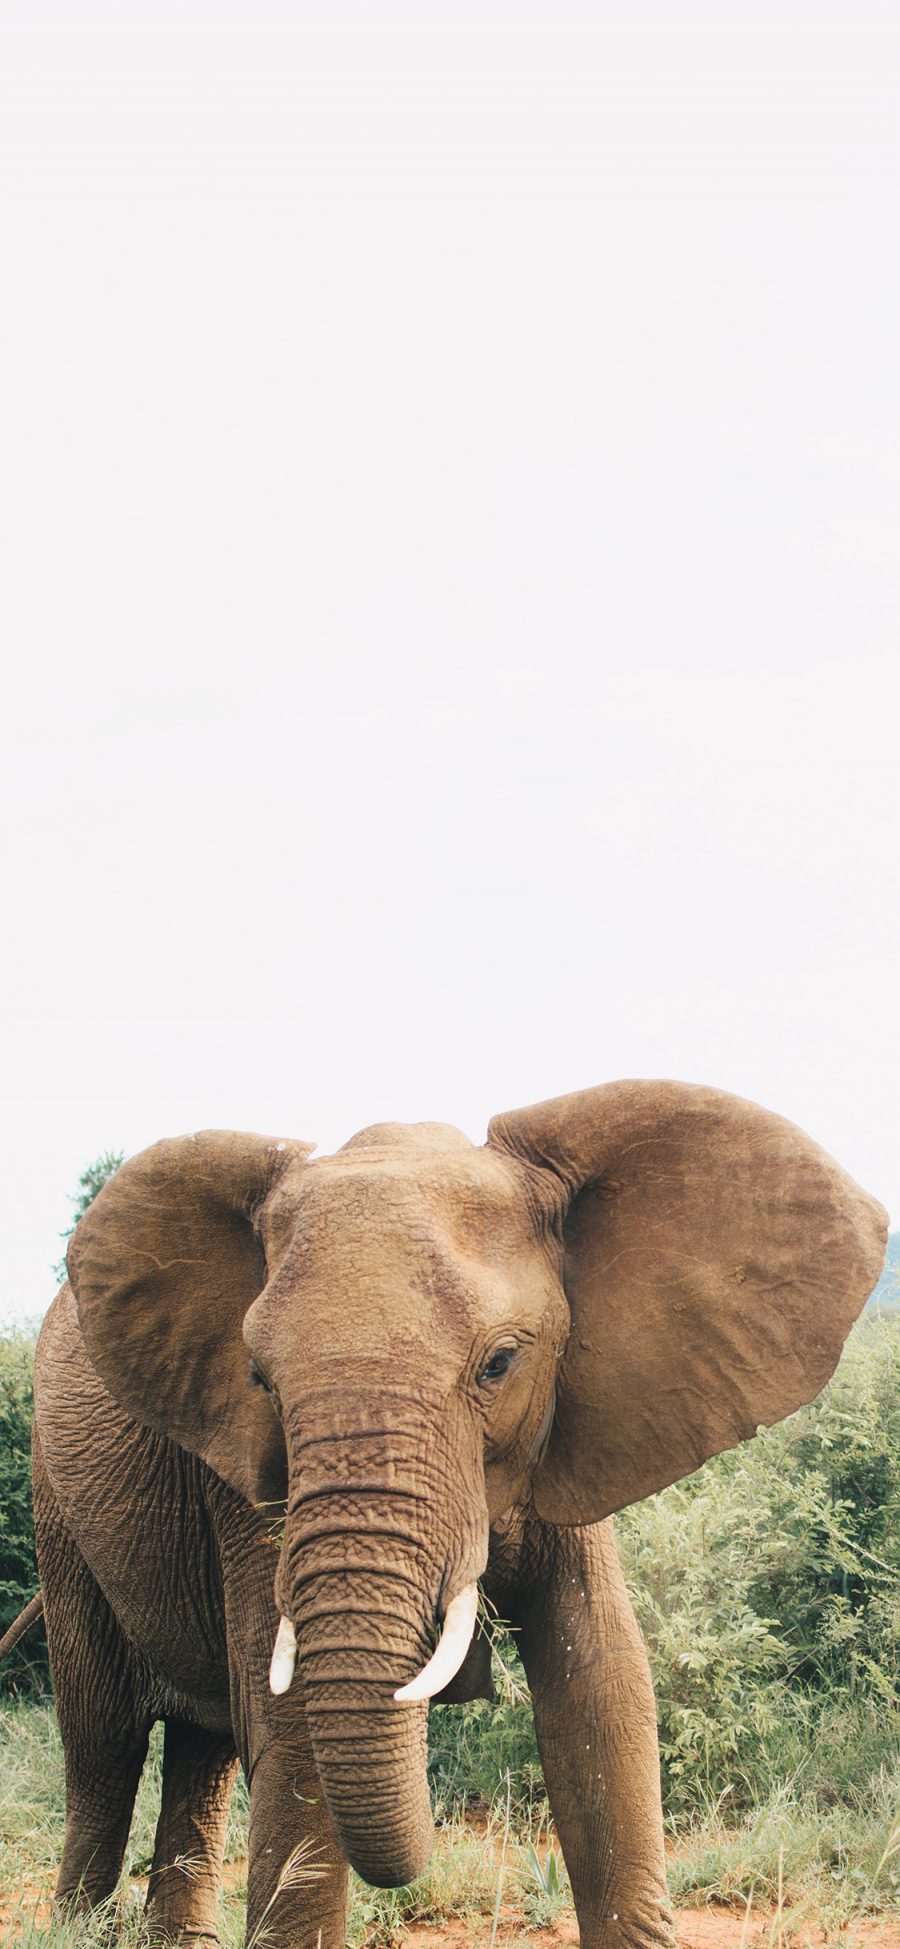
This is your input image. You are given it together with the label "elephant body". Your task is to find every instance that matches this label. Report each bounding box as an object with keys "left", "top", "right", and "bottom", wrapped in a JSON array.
[
  {"left": 32, "top": 1085, "right": 887, "bottom": 1947},
  {"left": 35, "top": 1287, "right": 342, "bottom": 1942}
]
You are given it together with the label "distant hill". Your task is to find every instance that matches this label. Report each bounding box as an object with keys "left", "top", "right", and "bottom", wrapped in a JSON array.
[{"left": 867, "top": 1230, "right": 900, "bottom": 1310}]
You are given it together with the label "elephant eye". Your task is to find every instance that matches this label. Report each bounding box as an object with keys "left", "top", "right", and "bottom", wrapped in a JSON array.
[
  {"left": 477, "top": 1345, "right": 518, "bottom": 1385},
  {"left": 249, "top": 1365, "right": 272, "bottom": 1393}
]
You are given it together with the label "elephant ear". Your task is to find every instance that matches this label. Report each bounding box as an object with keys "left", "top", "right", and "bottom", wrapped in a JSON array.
[
  {"left": 488, "top": 1082, "right": 888, "bottom": 1525},
  {"left": 67, "top": 1130, "right": 314, "bottom": 1504}
]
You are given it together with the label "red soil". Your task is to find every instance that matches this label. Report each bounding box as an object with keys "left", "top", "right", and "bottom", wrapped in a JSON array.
[{"left": 3, "top": 1873, "right": 898, "bottom": 1947}]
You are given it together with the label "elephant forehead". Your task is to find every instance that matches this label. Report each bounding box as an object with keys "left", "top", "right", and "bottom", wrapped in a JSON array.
[
  {"left": 337, "top": 1120, "right": 475, "bottom": 1154},
  {"left": 258, "top": 1140, "right": 547, "bottom": 1311},
  {"left": 298, "top": 1143, "right": 536, "bottom": 1245}
]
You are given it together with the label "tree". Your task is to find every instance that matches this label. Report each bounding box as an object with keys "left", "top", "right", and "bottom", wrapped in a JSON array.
[
  {"left": 52, "top": 1149, "right": 124, "bottom": 1283},
  {"left": 2, "top": 1150, "right": 126, "bottom": 1693}
]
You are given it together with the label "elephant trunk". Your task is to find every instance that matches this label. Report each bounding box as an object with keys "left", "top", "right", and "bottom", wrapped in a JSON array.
[{"left": 276, "top": 1387, "right": 487, "bottom": 1889}]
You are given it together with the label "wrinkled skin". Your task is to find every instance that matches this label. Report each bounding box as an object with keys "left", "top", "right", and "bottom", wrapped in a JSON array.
[{"left": 33, "top": 1083, "right": 887, "bottom": 1948}]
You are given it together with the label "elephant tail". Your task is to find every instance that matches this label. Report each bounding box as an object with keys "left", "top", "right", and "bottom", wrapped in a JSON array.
[{"left": 0, "top": 1592, "right": 44, "bottom": 1662}]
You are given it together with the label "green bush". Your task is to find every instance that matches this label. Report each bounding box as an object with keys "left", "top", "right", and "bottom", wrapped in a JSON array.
[
  {"left": 1, "top": 1149, "right": 121, "bottom": 1694},
  {"left": 1, "top": 1308, "right": 897, "bottom": 1822},
  {"left": 616, "top": 1312, "right": 899, "bottom": 1813},
  {"left": 0, "top": 1325, "right": 46, "bottom": 1695},
  {"left": 427, "top": 1626, "right": 542, "bottom": 1818},
  {"left": 428, "top": 1316, "right": 900, "bottom": 1828}
]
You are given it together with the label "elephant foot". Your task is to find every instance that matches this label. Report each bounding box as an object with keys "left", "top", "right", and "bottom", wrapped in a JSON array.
[
  {"left": 145, "top": 1928, "right": 221, "bottom": 1947},
  {"left": 576, "top": 1903, "right": 677, "bottom": 1949}
]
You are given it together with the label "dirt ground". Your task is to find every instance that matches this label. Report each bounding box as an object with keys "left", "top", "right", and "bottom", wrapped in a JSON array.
[
  {"left": 395, "top": 1915, "right": 900, "bottom": 1949},
  {"left": 3, "top": 1878, "right": 900, "bottom": 1949}
]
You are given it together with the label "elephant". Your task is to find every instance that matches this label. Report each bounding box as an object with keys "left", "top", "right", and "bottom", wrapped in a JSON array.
[{"left": 31, "top": 1080, "right": 886, "bottom": 1949}]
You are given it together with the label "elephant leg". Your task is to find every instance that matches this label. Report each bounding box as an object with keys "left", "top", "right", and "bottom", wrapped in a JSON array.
[
  {"left": 55, "top": 1705, "right": 150, "bottom": 1913},
  {"left": 45, "top": 1575, "right": 149, "bottom": 1904},
  {"left": 144, "top": 1719, "right": 239, "bottom": 1942},
  {"left": 242, "top": 1739, "right": 349, "bottom": 1949},
  {"left": 214, "top": 1513, "right": 349, "bottom": 1949},
  {"left": 33, "top": 1424, "right": 152, "bottom": 1911},
  {"left": 501, "top": 1516, "right": 675, "bottom": 1949}
]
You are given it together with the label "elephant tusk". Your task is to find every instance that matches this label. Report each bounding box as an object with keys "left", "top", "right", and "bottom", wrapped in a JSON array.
[
  {"left": 394, "top": 1583, "right": 479, "bottom": 1703},
  {"left": 269, "top": 1614, "right": 297, "bottom": 1695}
]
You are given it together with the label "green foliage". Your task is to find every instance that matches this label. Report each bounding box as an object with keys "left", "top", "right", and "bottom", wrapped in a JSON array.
[
  {"left": 616, "top": 1312, "right": 900, "bottom": 1814},
  {"left": 0, "top": 1326, "right": 46, "bottom": 1694},
  {"left": 1, "top": 1305, "right": 897, "bottom": 1925},
  {"left": 2, "top": 1149, "right": 124, "bottom": 1693},
  {"left": 1, "top": 1703, "right": 896, "bottom": 1938},
  {"left": 518, "top": 1836, "right": 569, "bottom": 1925},
  {"left": 52, "top": 1148, "right": 123, "bottom": 1283},
  {"left": 868, "top": 1228, "right": 900, "bottom": 1310},
  {"left": 429, "top": 1317, "right": 900, "bottom": 1836},
  {"left": 427, "top": 1627, "right": 542, "bottom": 1818}
]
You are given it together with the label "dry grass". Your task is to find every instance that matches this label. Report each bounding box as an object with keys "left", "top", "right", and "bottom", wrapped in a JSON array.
[{"left": 2, "top": 1701, "right": 899, "bottom": 1947}]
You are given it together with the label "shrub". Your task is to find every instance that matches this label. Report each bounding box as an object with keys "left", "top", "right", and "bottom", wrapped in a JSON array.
[
  {"left": 1, "top": 1149, "right": 122, "bottom": 1694},
  {"left": 429, "top": 1316, "right": 900, "bottom": 1822},
  {"left": 1, "top": 1301, "right": 897, "bottom": 1820},
  {"left": 616, "top": 1312, "right": 900, "bottom": 1813},
  {"left": 427, "top": 1626, "right": 542, "bottom": 1818},
  {"left": 0, "top": 1326, "right": 46, "bottom": 1694}
]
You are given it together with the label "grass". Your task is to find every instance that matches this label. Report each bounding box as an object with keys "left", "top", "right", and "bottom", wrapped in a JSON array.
[
  {"left": 3, "top": 1317, "right": 899, "bottom": 1940},
  {"left": 2, "top": 1699, "right": 899, "bottom": 1945},
  {"left": 666, "top": 1769, "right": 900, "bottom": 1926}
]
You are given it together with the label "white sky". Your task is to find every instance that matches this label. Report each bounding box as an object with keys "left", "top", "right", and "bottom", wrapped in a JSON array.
[{"left": 1, "top": 2, "right": 898, "bottom": 1321}]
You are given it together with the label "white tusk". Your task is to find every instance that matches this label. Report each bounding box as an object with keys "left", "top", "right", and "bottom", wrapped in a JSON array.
[
  {"left": 269, "top": 1614, "right": 297, "bottom": 1695},
  {"left": 394, "top": 1583, "right": 479, "bottom": 1703}
]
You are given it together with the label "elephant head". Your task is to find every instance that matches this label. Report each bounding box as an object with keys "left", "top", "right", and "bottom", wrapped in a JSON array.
[{"left": 66, "top": 1083, "right": 886, "bottom": 1886}]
